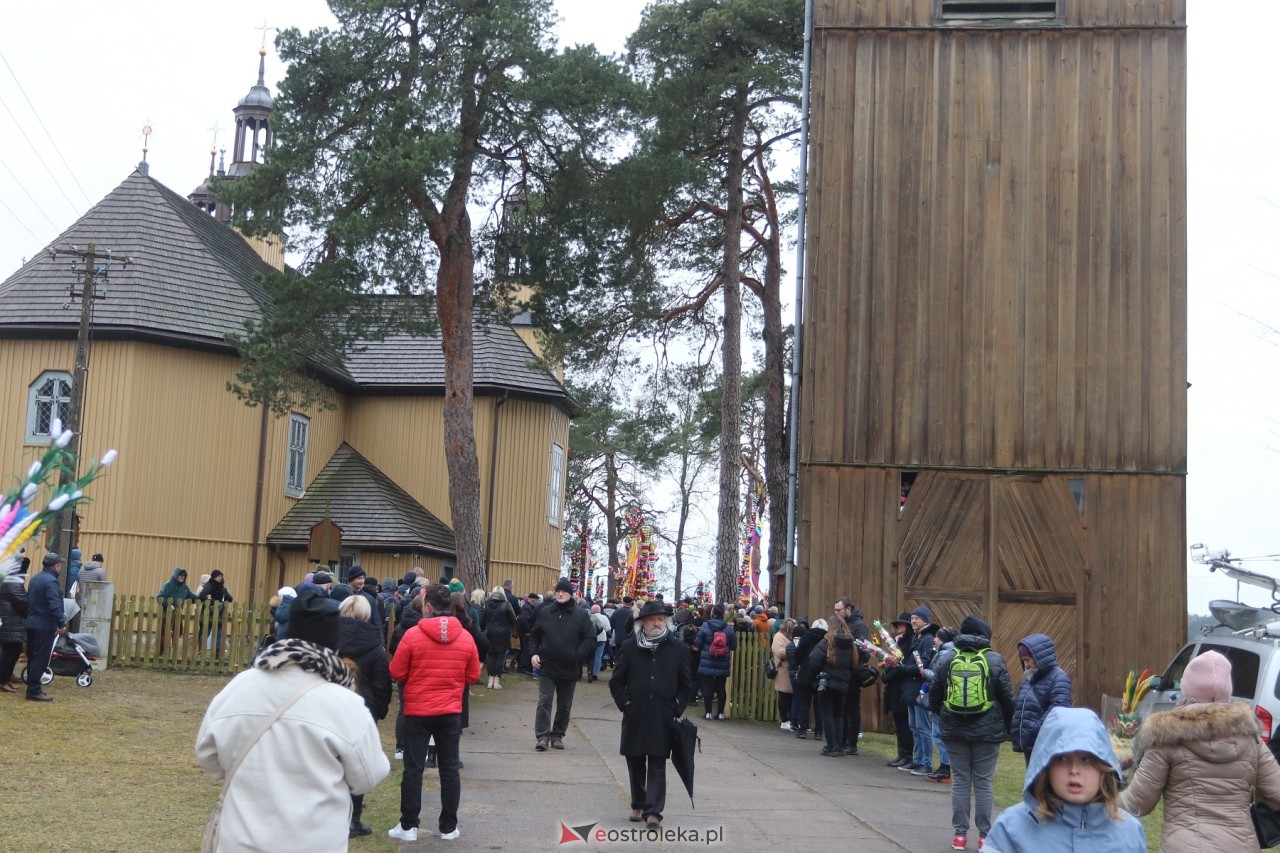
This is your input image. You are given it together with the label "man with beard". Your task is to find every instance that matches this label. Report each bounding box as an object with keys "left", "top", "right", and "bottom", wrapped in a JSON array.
[
  {"left": 834, "top": 597, "right": 871, "bottom": 754},
  {"left": 528, "top": 578, "right": 595, "bottom": 751},
  {"left": 609, "top": 600, "right": 692, "bottom": 829}
]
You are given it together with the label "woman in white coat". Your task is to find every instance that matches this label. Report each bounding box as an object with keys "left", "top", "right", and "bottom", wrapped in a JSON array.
[{"left": 195, "top": 589, "right": 390, "bottom": 852}]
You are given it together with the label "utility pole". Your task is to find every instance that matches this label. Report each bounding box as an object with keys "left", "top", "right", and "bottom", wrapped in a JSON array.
[{"left": 47, "top": 244, "right": 129, "bottom": 597}]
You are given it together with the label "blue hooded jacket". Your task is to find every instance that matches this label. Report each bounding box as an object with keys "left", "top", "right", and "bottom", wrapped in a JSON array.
[
  {"left": 693, "top": 619, "right": 737, "bottom": 677},
  {"left": 983, "top": 707, "right": 1146, "bottom": 853},
  {"left": 1011, "top": 633, "right": 1073, "bottom": 753}
]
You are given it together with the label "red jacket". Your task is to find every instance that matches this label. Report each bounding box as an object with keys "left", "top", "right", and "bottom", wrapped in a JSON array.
[{"left": 389, "top": 613, "right": 480, "bottom": 717}]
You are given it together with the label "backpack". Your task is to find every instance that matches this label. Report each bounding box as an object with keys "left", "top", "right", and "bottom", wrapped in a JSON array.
[
  {"left": 944, "top": 649, "right": 994, "bottom": 715},
  {"left": 708, "top": 629, "right": 730, "bottom": 659}
]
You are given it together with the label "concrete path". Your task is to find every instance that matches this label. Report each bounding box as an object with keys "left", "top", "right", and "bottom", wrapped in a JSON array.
[{"left": 403, "top": 674, "right": 986, "bottom": 851}]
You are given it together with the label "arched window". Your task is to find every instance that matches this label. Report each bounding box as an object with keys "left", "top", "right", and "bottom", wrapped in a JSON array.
[{"left": 26, "top": 371, "right": 72, "bottom": 444}]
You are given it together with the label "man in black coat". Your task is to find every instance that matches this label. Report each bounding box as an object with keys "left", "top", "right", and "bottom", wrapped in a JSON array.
[
  {"left": 835, "top": 597, "right": 872, "bottom": 755},
  {"left": 25, "top": 552, "right": 66, "bottom": 702},
  {"left": 609, "top": 600, "right": 692, "bottom": 829},
  {"left": 528, "top": 579, "right": 596, "bottom": 751},
  {"left": 516, "top": 593, "right": 540, "bottom": 675},
  {"left": 609, "top": 596, "right": 635, "bottom": 644}
]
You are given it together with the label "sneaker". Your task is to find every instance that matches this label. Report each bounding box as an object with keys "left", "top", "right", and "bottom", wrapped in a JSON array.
[
  {"left": 780, "top": 721, "right": 791, "bottom": 730},
  {"left": 550, "top": 737, "right": 564, "bottom": 749},
  {"left": 795, "top": 730, "right": 808, "bottom": 740},
  {"left": 349, "top": 821, "right": 372, "bottom": 838},
  {"left": 911, "top": 764, "right": 933, "bottom": 776},
  {"left": 820, "top": 745, "right": 842, "bottom": 756},
  {"left": 951, "top": 833, "right": 967, "bottom": 850},
  {"left": 704, "top": 713, "right": 712, "bottom": 720},
  {"left": 928, "top": 765, "right": 952, "bottom": 783},
  {"left": 716, "top": 713, "right": 725, "bottom": 721},
  {"left": 394, "top": 749, "right": 404, "bottom": 760},
  {"left": 842, "top": 744, "right": 858, "bottom": 755},
  {"left": 535, "top": 737, "right": 549, "bottom": 751},
  {"left": 898, "top": 762, "right": 922, "bottom": 772},
  {"left": 887, "top": 756, "right": 909, "bottom": 767},
  {"left": 441, "top": 826, "right": 461, "bottom": 841},
  {"left": 977, "top": 838, "right": 985, "bottom": 850},
  {"left": 388, "top": 824, "right": 418, "bottom": 842}
]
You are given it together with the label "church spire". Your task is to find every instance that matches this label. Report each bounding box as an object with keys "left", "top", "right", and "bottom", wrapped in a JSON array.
[{"left": 228, "top": 41, "right": 273, "bottom": 178}]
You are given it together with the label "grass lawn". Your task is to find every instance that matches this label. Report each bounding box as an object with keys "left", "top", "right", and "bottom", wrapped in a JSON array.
[
  {"left": 0, "top": 668, "right": 412, "bottom": 852},
  {"left": 854, "top": 730, "right": 1168, "bottom": 852}
]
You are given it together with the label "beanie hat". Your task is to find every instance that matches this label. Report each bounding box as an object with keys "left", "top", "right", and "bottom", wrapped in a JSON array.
[
  {"left": 936, "top": 627, "right": 958, "bottom": 644},
  {"left": 1180, "top": 650, "right": 1233, "bottom": 705},
  {"left": 960, "top": 615, "right": 992, "bottom": 639},
  {"left": 284, "top": 589, "right": 341, "bottom": 651},
  {"left": 312, "top": 571, "right": 333, "bottom": 586},
  {"left": 70, "top": 548, "right": 83, "bottom": 561},
  {"left": 910, "top": 606, "right": 932, "bottom": 623},
  {"left": 43, "top": 552, "right": 62, "bottom": 567},
  {"left": 554, "top": 578, "right": 574, "bottom": 593},
  {"left": 449, "top": 578, "right": 465, "bottom": 594},
  {"left": 812, "top": 618, "right": 829, "bottom": 632},
  {"left": 346, "top": 565, "right": 365, "bottom": 582}
]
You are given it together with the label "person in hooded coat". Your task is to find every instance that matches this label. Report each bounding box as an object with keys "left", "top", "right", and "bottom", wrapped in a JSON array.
[
  {"left": 479, "top": 586, "right": 518, "bottom": 688},
  {"left": 693, "top": 604, "right": 738, "bottom": 720},
  {"left": 928, "top": 614, "right": 1015, "bottom": 851},
  {"left": 610, "top": 600, "right": 693, "bottom": 829},
  {"left": 0, "top": 553, "right": 29, "bottom": 691},
  {"left": 1120, "top": 649, "right": 1280, "bottom": 852},
  {"left": 337, "top": 594, "right": 392, "bottom": 838},
  {"left": 197, "top": 569, "right": 234, "bottom": 656},
  {"left": 792, "top": 618, "right": 829, "bottom": 739},
  {"left": 1011, "top": 633, "right": 1073, "bottom": 765},
  {"left": 983, "top": 707, "right": 1146, "bottom": 853}
]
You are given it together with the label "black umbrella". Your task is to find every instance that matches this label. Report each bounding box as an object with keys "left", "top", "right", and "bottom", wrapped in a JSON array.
[{"left": 668, "top": 716, "right": 700, "bottom": 809}]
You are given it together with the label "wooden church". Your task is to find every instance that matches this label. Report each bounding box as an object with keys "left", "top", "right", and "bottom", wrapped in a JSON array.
[{"left": 797, "top": 0, "right": 1187, "bottom": 712}]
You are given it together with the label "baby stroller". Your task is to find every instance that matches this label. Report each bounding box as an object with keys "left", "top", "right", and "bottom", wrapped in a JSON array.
[{"left": 24, "top": 632, "right": 100, "bottom": 688}]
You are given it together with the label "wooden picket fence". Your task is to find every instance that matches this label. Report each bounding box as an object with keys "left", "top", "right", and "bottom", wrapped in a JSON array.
[
  {"left": 108, "top": 596, "right": 273, "bottom": 674},
  {"left": 728, "top": 633, "right": 780, "bottom": 721}
]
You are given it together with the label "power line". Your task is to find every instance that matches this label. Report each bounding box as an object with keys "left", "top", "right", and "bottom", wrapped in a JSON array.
[
  {"left": 0, "top": 155, "right": 64, "bottom": 231},
  {"left": 0, "top": 48, "right": 95, "bottom": 207},
  {"left": 0, "top": 193, "right": 50, "bottom": 248},
  {"left": 0, "top": 89, "right": 84, "bottom": 219}
]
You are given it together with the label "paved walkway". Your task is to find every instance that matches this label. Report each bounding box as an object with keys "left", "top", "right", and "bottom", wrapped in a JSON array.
[{"left": 409, "top": 674, "right": 983, "bottom": 851}]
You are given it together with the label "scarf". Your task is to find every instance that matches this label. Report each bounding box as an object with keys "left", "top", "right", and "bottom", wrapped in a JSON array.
[
  {"left": 636, "top": 624, "right": 672, "bottom": 652},
  {"left": 253, "top": 638, "right": 355, "bottom": 690}
]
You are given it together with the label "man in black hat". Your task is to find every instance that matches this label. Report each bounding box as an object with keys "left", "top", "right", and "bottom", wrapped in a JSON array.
[
  {"left": 528, "top": 578, "right": 596, "bottom": 751},
  {"left": 885, "top": 612, "right": 916, "bottom": 766},
  {"left": 609, "top": 600, "right": 692, "bottom": 829},
  {"left": 25, "top": 552, "right": 66, "bottom": 701}
]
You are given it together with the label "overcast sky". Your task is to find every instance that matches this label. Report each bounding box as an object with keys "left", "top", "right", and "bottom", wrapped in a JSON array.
[{"left": 1, "top": 1, "right": 1275, "bottom": 614}]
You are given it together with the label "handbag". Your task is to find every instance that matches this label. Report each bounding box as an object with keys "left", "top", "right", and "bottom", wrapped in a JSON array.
[
  {"left": 763, "top": 658, "right": 778, "bottom": 680},
  {"left": 1252, "top": 797, "right": 1280, "bottom": 848},
  {"left": 202, "top": 679, "right": 325, "bottom": 852}
]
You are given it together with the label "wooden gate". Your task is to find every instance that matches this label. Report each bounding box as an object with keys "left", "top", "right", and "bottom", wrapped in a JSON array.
[{"left": 896, "top": 472, "right": 1085, "bottom": 703}]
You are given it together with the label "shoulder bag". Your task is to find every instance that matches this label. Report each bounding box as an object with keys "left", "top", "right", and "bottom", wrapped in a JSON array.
[{"left": 203, "top": 679, "right": 325, "bottom": 852}]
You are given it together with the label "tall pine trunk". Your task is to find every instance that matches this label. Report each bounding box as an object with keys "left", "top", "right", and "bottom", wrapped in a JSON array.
[
  {"left": 760, "top": 183, "right": 788, "bottom": 593},
  {"left": 715, "top": 85, "right": 749, "bottom": 605}
]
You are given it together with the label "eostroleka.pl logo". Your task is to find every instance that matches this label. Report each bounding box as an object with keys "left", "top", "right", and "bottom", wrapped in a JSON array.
[{"left": 558, "top": 821, "right": 725, "bottom": 845}]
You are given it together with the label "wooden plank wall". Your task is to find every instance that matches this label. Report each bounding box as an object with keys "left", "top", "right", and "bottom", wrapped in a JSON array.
[
  {"left": 802, "top": 24, "right": 1187, "bottom": 473},
  {"left": 816, "top": 0, "right": 1185, "bottom": 28}
]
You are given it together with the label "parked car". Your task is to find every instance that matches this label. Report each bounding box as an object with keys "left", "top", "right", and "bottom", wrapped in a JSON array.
[{"left": 1138, "top": 605, "right": 1280, "bottom": 758}]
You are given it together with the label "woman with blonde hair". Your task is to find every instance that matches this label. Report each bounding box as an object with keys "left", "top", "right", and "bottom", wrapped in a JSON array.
[
  {"left": 337, "top": 592, "right": 391, "bottom": 837},
  {"left": 480, "top": 585, "right": 518, "bottom": 688},
  {"left": 771, "top": 619, "right": 797, "bottom": 730},
  {"left": 807, "top": 615, "right": 857, "bottom": 756}
]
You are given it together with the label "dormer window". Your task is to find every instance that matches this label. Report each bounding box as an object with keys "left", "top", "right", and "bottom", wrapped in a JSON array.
[{"left": 937, "top": 0, "right": 1061, "bottom": 21}]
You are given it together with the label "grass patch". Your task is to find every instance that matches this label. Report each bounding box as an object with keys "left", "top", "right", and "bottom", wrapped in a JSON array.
[
  {"left": 856, "top": 730, "right": 1166, "bottom": 852},
  {"left": 0, "top": 668, "right": 414, "bottom": 852}
]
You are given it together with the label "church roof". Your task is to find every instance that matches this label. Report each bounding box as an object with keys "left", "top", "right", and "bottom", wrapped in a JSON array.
[
  {"left": 267, "top": 442, "right": 456, "bottom": 555},
  {"left": 0, "top": 170, "right": 571, "bottom": 409}
]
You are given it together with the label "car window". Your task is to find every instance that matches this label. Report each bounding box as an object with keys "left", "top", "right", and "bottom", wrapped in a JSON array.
[
  {"left": 1200, "top": 643, "right": 1261, "bottom": 698},
  {"left": 1162, "top": 644, "right": 1196, "bottom": 689}
]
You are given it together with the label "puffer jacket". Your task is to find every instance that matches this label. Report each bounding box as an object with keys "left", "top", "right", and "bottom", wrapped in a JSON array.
[
  {"left": 0, "top": 572, "right": 28, "bottom": 643},
  {"left": 984, "top": 707, "right": 1146, "bottom": 853},
  {"left": 884, "top": 623, "right": 938, "bottom": 697},
  {"left": 929, "top": 632, "right": 1015, "bottom": 743},
  {"left": 793, "top": 625, "right": 827, "bottom": 687},
  {"left": 1011, "top": 633, "right": 1073, "bottom": 753},
  {"left": 808, "top": 634, "right": 856, "bottom": 694},
  {"left": 693, "top": 619, "right": 738, "bottom": 677},
  {"left": 389, "top": 613, "right": 480, "bottom": 716},
  {"left": 1120, "top": 700, "right": 1280, "bottom": 852},
  {"left": 338, "top": 616, "right": 392, "bottom": 721}
]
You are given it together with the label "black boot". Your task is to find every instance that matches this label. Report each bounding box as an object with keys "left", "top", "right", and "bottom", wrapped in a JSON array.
[{"left": 425, "top": 746, "right": 437, "bottom": 768}]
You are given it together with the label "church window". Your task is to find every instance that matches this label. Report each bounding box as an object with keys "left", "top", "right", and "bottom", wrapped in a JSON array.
[
  {"left": 548, "top": 443, "right": 565, "bottom": 526},
  {"left": 286, "top": 413, "right": 309, "bottom": 496},
  {"left": 26, "top": 370, "right": 72, "bottom": 444}
]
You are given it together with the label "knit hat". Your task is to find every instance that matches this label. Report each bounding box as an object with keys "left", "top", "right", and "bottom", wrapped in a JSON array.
[
  {"left": 43, "top": 552, "right": 62, "bottom": 567},
  {"left": 346, "top": 565, "right": 366, "bottom": 583},
  {"left": 554, "top": 578, "right": 574, "bottom": 594},
  {"left": 284, "top": 588, "right": 341, "bottom": 651},
  {"left": 1180, "top": 650, "right": 1233, "bottom": 705},
  {"left": 936, "top": 627, "right": 958, "bottom": 644},
  {"left": 812, "top": 618, "right": 829, "bottom": 632},
  {"left": 312, "top": 571, "right": 333, "bottom": 586},
  {"left": 910, "top": 605, "right": 932, "bottom": 623},
  {"left": 960, "top": 615, "right": 992, "bottom": 639},
  {"left": 449, "top": 578, "right": 465, "bottom": 593}
]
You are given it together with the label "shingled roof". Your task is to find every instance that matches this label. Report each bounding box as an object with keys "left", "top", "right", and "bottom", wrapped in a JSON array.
[
  {"left": 0, "top": 170, "right": 571, "bottom": 408},
  {"left": 267, "top": 442, "right": 455, "bottom": 555}
]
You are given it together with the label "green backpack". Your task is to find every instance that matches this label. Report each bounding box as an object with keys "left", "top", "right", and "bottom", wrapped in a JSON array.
[{"left": 944, "top": 649, "right": 994, "bottom": 715}]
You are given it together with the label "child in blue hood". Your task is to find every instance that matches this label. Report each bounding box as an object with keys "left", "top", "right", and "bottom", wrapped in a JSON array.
[{"left": 983, "top": 707, "right": 1145, "bottom": 853}]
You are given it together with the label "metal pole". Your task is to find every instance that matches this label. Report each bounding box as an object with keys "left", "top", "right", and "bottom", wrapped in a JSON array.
[{"left": 782, "top": 0, "right": 815, "bottom": 619}]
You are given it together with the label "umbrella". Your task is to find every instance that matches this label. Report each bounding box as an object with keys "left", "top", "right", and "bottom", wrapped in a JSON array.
[{"left": 668, "top": 716, "right": 700, "bottom": 809}]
